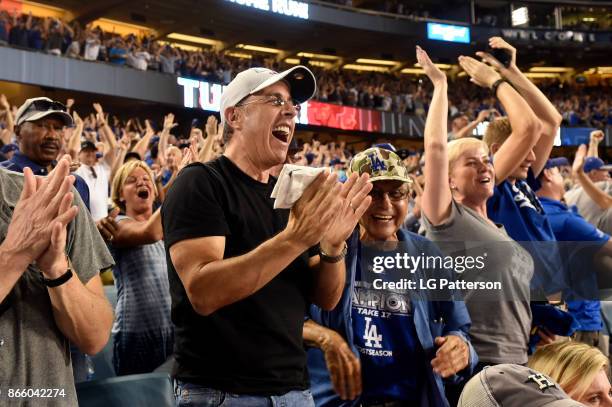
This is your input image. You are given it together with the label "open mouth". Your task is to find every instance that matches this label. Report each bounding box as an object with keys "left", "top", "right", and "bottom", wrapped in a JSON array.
[
  {"left": 272, "top": 125, "right": 290, "bottom": 143},
  {"left": 372, "top": 215, "right": 393, "bottom": 222},
  {"left": 137, "top": 189, "right": 149, "bottom": 199},
  {"left": 479, "top": 177, "right": 491, "bottom": 184}
]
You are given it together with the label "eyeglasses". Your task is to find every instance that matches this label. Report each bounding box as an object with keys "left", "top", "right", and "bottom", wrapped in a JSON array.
[
  {"left": 236, "top": 95, "right": 301, "bottom": 113},
  {"left": 369, "top": 188, "right": 410, "bottom": 202}
]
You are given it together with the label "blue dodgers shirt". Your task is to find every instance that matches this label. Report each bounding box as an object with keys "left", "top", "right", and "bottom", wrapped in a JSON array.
[
  {"left": 487, "top": 169, "right": 563, "bottom": 295},
  {"left": 540, "top": 196, "right": 609, "bottom": 331},
  {"left": 351, "top": 256, "right": 425, "bottom": 402}
]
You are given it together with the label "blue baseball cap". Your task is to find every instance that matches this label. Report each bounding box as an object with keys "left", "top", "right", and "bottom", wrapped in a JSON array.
[
  {"left": 544, "top": 157, "right": 569, "bottom": 170},
  {"left": 0, "top": 143, "right": 18, "bottom": 154},
  {"left": 583, "top": 157, "right": 612, "bottom": 173}
]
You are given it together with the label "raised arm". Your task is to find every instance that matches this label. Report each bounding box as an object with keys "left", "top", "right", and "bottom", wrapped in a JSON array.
[
  {"left": 131, "top": 119, "right": 154, "bottom": 160},
  {"left": 572, "top": 144, "right": 612, "bottom": 210},
  {"left": 67, "top": 111, "right": 84, "bottom": 159},
  {"left": 198, "top": 116, "right": 221, "bottom": 163},
  {"left": 0, "top": 94, "right": 14, "bottom": 134},
  {"left": 477, "top": 37, "right": 562, "bottom": 176},
  {"left": 158, "top": 113, "right": 177, "bottom": 167},
  {"left": 587, "top": 130, "right": 604, "bottom": 158},
  {"left": 418, "top": 46, "right": 452, "bottom": 226},
  {"left": 453, "top": 109, "right": 493, "bottom": 140},
  {"left": 93, "top": 103, "right": 118, "bottom": 167},
  {"left": 458, "top": 56, "right": 541, "bottom": 184}
]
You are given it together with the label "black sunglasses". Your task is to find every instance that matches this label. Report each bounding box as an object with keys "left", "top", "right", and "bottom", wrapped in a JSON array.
[{"left": 26, "top": 100, "right": 67, "bottom": 115}]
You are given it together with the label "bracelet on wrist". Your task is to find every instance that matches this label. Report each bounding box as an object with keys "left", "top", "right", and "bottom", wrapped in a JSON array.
[
  {"left": 319, "top": 242, "right": 348, "bottom": 263},
  {"left": 490, "top": 79, "right": 508, "bottom": 96},
  {"left": 40, "top": 267, "right": 73, "bottom": 288}
]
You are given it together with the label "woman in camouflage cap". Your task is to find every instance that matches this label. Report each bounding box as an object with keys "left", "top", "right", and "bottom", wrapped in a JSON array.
[{"left": 305, "top": 145, "right": 477, "bottom": 407}]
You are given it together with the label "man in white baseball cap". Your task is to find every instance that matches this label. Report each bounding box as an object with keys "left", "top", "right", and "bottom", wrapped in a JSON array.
[{"left": 161, "top": 65, "right": 373, "bottom": 406}]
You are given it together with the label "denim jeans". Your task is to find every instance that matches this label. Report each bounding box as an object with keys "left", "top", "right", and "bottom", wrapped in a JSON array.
[{"left": 174, "top": 380, "right": 315, "bottom": 407}]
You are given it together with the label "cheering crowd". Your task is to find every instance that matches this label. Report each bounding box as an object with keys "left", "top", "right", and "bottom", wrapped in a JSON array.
[
  {"left": 2, "top": 36, "right": 612, "bottom": 407},
  {"left": 1, "top": 8, "right": 611, "bottom": 123}
]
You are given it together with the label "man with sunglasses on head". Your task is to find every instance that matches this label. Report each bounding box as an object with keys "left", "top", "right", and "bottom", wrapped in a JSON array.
[
  {"left": 162, "top": 66, "right": 372, "bottom": 406},
  {"left": 0, "top": 97, "right": 91, "bottom": 209},
  {"left": 0, "top": 153, "right": 114, "bottom": 406}
]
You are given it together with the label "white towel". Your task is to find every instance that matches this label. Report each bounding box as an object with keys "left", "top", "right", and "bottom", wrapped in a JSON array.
[{"left": 271, "top": 164, "right": 328, "bottom": 209}]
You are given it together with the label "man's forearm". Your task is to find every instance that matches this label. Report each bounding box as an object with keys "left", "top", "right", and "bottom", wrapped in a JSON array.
[
  {"left": 575, "top": 171, "right": 612, "bottom": 210},
  {"left": 0, "top": 246, "right": 30, "bottom": 302},
  {"left": 183, "top": 230, "right": 311, "bottom": 316},
  {"left": 311, "top": 244, "right": 345, "bottom": 311},
  {"left": 504, "top": 67, "right": 562, "bottom": 127},
  {"left": 588, "top": 140, "right": 600, "bottom": 158},
  {"left": 47, "top": 274, "right": 113, "bottom": 355}
]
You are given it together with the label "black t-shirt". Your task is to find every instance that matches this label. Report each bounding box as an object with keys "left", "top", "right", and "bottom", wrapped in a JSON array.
[{"left": 161, "top": 156, "right": 312, "bottom": 395}]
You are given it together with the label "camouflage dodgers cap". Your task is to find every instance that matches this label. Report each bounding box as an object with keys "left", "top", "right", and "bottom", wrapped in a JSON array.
[
  {"left": 458, "top": 364, "right": 585, "bottom": 407},
  {"left": 348, "top": 147, "right": 412, "bottom": 184}
]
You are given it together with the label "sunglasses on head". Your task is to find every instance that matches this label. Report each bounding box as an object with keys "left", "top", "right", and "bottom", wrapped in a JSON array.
[{"left": 25, "top": 100, "right": 67, "bottom": 116}]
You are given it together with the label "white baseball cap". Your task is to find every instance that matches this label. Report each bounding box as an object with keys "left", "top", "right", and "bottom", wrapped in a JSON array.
[
  {"left": 14, "top": 97, "right": 73, "bottom": 127},
  {"left": 220, "top": 65, "right": 316, "bottom": 126}
]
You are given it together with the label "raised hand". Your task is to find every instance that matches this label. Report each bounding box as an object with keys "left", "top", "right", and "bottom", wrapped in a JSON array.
[
  {"left": 3, "top": 156, "right": 79, "bottom": 266},
  {"left": 416, "top": 45, "right": 446, "bottom": 86},
  {"left": 163, "top": 113, "right": 178, "bottom": 132},
  {"left": 0, "top": 94, "right": 10, "bottom": 110},
  {"left": 458, "top": 55, "right": 502, "bottom": 88},
  {"left": 590, "top": 130, "right": 604, "bottom": 144},
  {"left": 475, "top": 36, "right": 517, "bottom": 74},
  {"left": 572, "top": 144, "right": 588, "bottom": 175},
  {"left": 205, "top": 115, "right": 218, "bottom": 139}
]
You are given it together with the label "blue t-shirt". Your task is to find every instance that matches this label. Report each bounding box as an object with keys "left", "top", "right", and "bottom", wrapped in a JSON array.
[
  {"left": 351, "top": 250, "right": 425, "bottom": 402},
  {"left": 540, "top": 196, "right": 609, "bottom": 331},
  {"left": 487, "top": 169, "right": 563, "bottom": 295},
  {"left": 109, "top": 47, "right": 127, "bottom": 65}
]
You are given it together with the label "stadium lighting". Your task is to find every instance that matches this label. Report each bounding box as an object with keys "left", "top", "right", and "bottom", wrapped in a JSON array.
[
  {"left": 158, "top": 41, "right": 202, "bottom": 52},
  {"left": 297, "top": 52, "right": 340, "bottom": 61},
  {"left": 343, "top": 64, "right": 390, "bottom": 73},
  {"left": 235, "top": 44, "right": 281, "bottom": 54},
  {"left": 529, "top": 67, "right": 574, "bottom": 73},
  {"left": 355, "top": 58, "right": 399, "bottom": 66},
  {"left": 285, "top": 58, "right": 300, "bottom": 64},
  {"left": 525, "top": 73, "right": 561, "bottom": 79},
  {"left": 400, "top": 68, "right": 427, "bottom": 75},
  {"left": 512, "top": 7, "right": 529, "bottom": 27},
  {"left": 167, "top": 33, "right": 219, "bottom": 46},
  {"left": 225, "top": 52, "right": 253, "bottom": 59},
  {"left": 582, "top": 17, "right": 596, "bottom": 22},
  {"left": 597, "top": 67, "right": 612, "bottom": 74},
  {"left": 414, "top": 63, "right": 452, "bottom": 70}
]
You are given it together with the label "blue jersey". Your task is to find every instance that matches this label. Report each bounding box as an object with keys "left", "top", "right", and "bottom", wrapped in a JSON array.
[
  {"left": 540, "top": 197, "right": 609, "bottom": 331},
  {"left": 351, "top": 256, "right": 425, "bottom": 402},
  {"left": 487, "top": 169, "right": 563, "bottom": 295}
]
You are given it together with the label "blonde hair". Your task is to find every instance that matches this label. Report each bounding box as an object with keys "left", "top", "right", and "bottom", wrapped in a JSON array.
[
  {"left": 110, "top": 160, "right": 158, "bottom": 212},
  {"left": 483, "top": 117, "right": 512, "bottom": 149},
  {"left": 447, "top": 137, "right": 489, "bottom": 174},
  {"left": 528, "top": 341, "right": 609, "bottom": 400}
]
